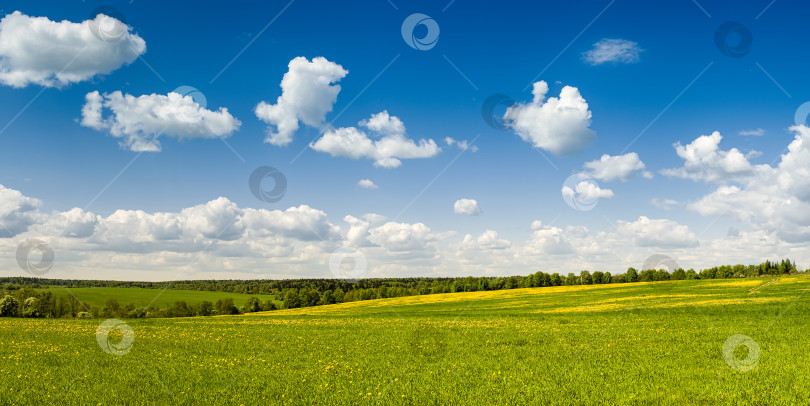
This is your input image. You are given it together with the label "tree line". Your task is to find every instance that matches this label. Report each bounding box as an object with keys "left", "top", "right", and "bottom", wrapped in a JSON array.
[{"left": 0, "top": 259, "right": 799, "bottom": 319}]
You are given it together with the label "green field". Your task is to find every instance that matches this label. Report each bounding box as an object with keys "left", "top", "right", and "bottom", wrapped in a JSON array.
[
  {"left": 34, "top": 286, "right": 281, "bottom": 309},
  {"left": 3, "top": 276, "right": 809, "bottom": 405}
]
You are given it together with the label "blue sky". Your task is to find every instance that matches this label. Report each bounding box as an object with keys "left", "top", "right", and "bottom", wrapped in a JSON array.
[{"left": 0, "top": 0, "right": 809, "bottom": 280}]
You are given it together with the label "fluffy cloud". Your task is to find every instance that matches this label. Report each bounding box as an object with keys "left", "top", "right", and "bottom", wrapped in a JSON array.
[
  {"left": 80, "top": 90, "right": 241, "bottom": 152},
  {"left": 561, "top": 181, "right": 614, "bottom": 202},
  {"left": 582, "top": 152, "right": 651, "bottom": 182},
  {"left": 254, "top": 57, "right": 348, "bottom": 146},
  {"left": 524, "top": 221, "right": 574, "bottom": 255},
  {"left": 460, "top": 230, "right": 510, "bottom": 251},
  {"left": 0, "top": 11, "right": 145, "bottom": 88},
  {"left": 453, "top": 199, "right": 481, "bottom": 216},
  {"left": 617, "top": 216, "right": 699, "bottom": 248},
  {"left": 343, "top": 215, "right": 372, "bottom": 247},
  {"left": 504, "top": 81, "right": 595, "bottom": 155},
  {"left": 310, "top": 110, "right": 440, "bottom": 168},
  {"left": 661, "top": 131, "right": 760, "bottom": 183},
  {"left": 367, "top": 221, "right": 443, "bottom": 256},
  {"left": 0, "top": 185, "right": 43, "bottom": 237},
  {"left": 241, "top": 205, "right": 340, "bottom": 242},
  {"left": 356, "top": 179, "right": 378, "bottom": 190},
  {"left": 49, "top": 208, "right": 99, "bottom": 238},
  {"left": 6, "top": 174, "right": 810, "bottom": 279},
  {"left": 583, "top": 39, "right": 642, "bottom": 65},
  {"left": 688, "top": 126, "right": 810, "bottom": 242}
]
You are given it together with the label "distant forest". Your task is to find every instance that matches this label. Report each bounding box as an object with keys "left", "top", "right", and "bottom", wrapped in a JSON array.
[{"left": 0, "top": 259, "right": 799, "bottom": 319}]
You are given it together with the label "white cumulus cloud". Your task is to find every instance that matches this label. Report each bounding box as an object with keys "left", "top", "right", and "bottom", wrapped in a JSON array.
[
  {"left": 661, "top": 131, "right": 761, "bottom": 183},
  {"left": 617, "top": 216, "right": 699, "bottom": 248},
  {"left": 525, "top": 221, "right": 574, "bottom": 255},
  {"left": 357, "top": 179, "right": 378, "bottom": 190},
  {"left": 0, "top": 185, "right": 43, "bottom": 237},
  {"left": 254, "top": 56, "right": 348, "bottom": 146},
  {"left": 0, "top": 11, "right": 146, "bottom": 88},
  {"left": 460, "top": 230, "right": 511, "bottom": 251},
  {"left": 582, "top": 152, "right": 650, "bottom": 182},
  {"left": 310, "top": 110, "right": 440, "bottom": 168},
  {"left": 504, "top": 81, "right": 595, "bottom": 155},
  {"left": 367, "top": 221, "right": 443, "bottom": 256},
  {"left": 80, "top": 90, "right": 241, "bottom": 152},
  {"left": 561, "top": 181, "right": 614, "bottom": 202},
  {"left": 453, "top": 199, "right": 481, "bottom": 216},
  {"left": 688, "top": 125, "right": 810, "bottom": 242}
]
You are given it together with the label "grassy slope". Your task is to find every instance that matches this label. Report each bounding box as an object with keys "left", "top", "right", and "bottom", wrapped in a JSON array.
[
  {"left": 2, "top": 276, "right": 810, "bottom": 405},
  {"left": 35, "top": 286, "right": 282, "bottom": 309}
]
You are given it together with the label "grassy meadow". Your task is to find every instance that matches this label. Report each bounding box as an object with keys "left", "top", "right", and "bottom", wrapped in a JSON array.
[
  {"left": 33, "top": 286, "right": 282, "bottom": 310},
  {"left": 2, "top": 276, "right": 809, "bottom": 405}
]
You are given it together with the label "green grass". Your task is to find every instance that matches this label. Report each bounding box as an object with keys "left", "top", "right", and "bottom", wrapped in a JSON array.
[
  {"left": 35, "top": 286, "right": 281, "bottom": 309},
  {"left": 3, "top": 276, "right": 810, "bottom": 405}
]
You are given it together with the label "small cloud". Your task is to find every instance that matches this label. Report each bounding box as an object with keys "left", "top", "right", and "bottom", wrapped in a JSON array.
[
  {"left": 739, "top": 128, "right": 765, "bottom": 136},
  {"left": 453, "top": 198, "right": 481, "bottom": 216},
  {"left": 445, "top": 137, "right": 478, "bottom": 152},
  {"left": 583, "top": 39, "right": 642, "bottom": 65},
  {"left": 562, "top": 181, "right": 614, "bottom": 202},
  {"left": 357, "top": 179, "right": 378, "bottom": 190},
  {"left": 581, "top": 152, "right": 648, "bottom": 182},
  {"left": 650, "top": 198, "right": 681, "bottom": 210}
]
